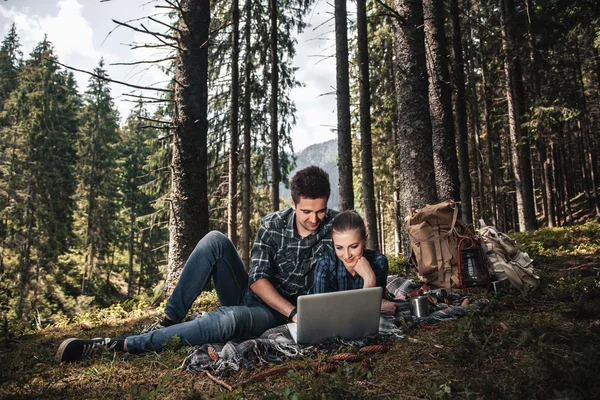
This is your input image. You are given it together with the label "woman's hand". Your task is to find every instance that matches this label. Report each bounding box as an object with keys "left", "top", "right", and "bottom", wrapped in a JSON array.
[
  {"left": 353, "top": 257, "right": 376, "bottom": 288},
  {"left": 380, "top": 299, "right": 401, "bottom": 315}
]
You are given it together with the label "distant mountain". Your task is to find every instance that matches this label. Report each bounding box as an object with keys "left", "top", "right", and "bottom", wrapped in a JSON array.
[{"left": 280, "top": 139, "right": 339, "bottom": 210}]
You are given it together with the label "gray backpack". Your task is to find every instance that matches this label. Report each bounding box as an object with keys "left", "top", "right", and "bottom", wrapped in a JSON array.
[{"left": 478, "top": 220, "right": 540, "bottom": 290}]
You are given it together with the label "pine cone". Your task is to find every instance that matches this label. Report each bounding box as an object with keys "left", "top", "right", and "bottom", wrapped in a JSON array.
[
  {"left": 360, "top": 358, "right": 372, "bottom": 370},
  {"left": 207, "top": 346, "right": 219, "bottom": 361},
  {"left": 332, "top": 353, "right": 361, "bottom": 362},
  {"left": 359, "top": 345, "right": 387, "bottom": 354},
  {"left": 80, "top": 321, "right": 92, "bottom": 330},
  {"left": 318, "top": 362, "right": 336, "bottom": 373}
]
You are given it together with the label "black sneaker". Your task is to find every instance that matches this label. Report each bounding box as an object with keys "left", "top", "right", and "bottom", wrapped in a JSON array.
[{"left": 55, "top": 337, "right": 116, "bottom": 363}]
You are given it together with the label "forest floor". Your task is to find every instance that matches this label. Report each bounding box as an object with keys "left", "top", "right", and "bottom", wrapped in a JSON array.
[{"left": 1, "top": 220, "right": 600, "bottom": 399}]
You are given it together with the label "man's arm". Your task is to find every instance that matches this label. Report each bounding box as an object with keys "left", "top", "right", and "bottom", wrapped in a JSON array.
[
  {"left": 248, "top": 220, "right": 297, "bottom": 322},
  {"left": 250, "top": 278, "right": 297, "bottom": 322}
]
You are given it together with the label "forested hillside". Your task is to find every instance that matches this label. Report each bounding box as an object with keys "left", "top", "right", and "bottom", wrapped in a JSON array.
[{"left": 1, "top": 0, "right": 599, "bottom": 349}]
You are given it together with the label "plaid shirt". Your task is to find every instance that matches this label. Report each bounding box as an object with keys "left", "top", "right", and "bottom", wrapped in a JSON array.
[
  {"left": 312, "top": 248, "right": 389, "bottom": 294},
  {"left": 248, "top": 207, "right": 338, "bottom": 303}
]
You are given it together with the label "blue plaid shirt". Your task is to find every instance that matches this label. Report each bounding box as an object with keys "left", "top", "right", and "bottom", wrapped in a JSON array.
[
  {"left": 312, "top": 248, "right": 388, "bottom": 294},
  {"left": 248, "top": 207, "right": 338, "bottom": 303}
]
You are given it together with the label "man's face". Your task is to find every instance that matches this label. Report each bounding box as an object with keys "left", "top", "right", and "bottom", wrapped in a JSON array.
[{"left": 291, "top": 196, "right": 328, "bottom": 237}]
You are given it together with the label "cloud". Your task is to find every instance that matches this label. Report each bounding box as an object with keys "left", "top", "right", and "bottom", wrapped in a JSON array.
[
  {"left": 290, "top": 0, "right": 338, "bottom": 152},
  {"left": 0, "top": 0, "right": 101, "bottom": 63}
]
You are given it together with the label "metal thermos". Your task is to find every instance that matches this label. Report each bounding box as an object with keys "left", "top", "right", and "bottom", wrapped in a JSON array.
[{"left": 410, "top": 296, "right": 430, "bottom": 318}]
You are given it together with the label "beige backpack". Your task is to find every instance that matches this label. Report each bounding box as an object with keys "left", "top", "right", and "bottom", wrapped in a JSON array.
[
  {"left": 478, "top": 220, "right": 540, "bottom": 290},
  {"left": 405, "top": 201, "right": 490, "bottom": 293}
]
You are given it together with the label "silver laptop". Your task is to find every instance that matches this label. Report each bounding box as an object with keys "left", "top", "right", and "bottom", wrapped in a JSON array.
[{"left": 287, "top": 287, "right": 383, "bottom": 344}]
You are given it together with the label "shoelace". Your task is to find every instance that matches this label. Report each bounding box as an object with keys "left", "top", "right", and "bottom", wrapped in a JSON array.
[
  {"left": 83, "top": 338, "right": 116, "bottom": 358},
  {"left": 143, "top": 320, "right": 165, "bottom": 333}
]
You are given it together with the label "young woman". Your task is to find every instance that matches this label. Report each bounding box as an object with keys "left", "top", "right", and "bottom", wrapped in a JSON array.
[{"left": 312, "top": 210, "right": 398, "bottom": 314}]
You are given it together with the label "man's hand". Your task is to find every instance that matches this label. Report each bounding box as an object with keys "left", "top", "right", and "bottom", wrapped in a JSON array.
[
  {"left": 380, "top": 299, "right": 400, "bottom": 315},
  {"left": 353, "top": 257, "right": 377, "bottom": 288}
]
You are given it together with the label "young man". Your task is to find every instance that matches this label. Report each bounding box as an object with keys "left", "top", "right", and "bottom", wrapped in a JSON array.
[{"left": 56, "top": 166, "right": 337, "bottom": 362}]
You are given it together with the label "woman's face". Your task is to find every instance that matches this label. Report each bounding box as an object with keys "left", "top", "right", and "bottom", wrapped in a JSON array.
[{"left": 332, "top": 228, "right": 366, "bottom": 270}]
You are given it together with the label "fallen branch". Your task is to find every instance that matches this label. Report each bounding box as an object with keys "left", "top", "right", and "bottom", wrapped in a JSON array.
[
  {"left": 560, "top": 262, "right": 600, "bottom": 272},
  {"left": 205, "top": 371, "right": 233, "bottom": 392}
]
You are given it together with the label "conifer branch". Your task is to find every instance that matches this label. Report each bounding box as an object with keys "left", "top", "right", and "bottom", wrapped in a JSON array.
[
  {"left": 148, "top": 16, "right": 181, "bottom": 34},
  {"left": 48, "top": 59, "right": 173, "bottom": 93},
  {"left": 112, "top": 19, "right": 176, "bottom": 42},
  {"left": 110, "top": 56, "right": 176, "bottom": 66},
  {"left": 375, "top": 0, "right": 405, "bottom": 22},
  {"left": 122, "top": 93, "right": 174, "bottom": 103},
  {"left": 138, "top": 115, "right": 174, "bottom": 125}
]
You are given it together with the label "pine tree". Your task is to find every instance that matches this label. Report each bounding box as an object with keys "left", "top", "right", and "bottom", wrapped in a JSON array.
[
  {"left": 2, "top": 37, "right": 78, "bottom": 319},
  {"left": 119, "top": 101, "right": 159, "bottom": 296},
  {"left": 76, "top": 59, "right": 121, "bottom": 294},
  {"left": 336, "top": 0, "right": 354, "bottom": 211},
  {"left": 392, "top": 0, "right": 438, "bottom": 255},
  {"left": 0, "top": 23, "right": 22, "bottom": 112}
]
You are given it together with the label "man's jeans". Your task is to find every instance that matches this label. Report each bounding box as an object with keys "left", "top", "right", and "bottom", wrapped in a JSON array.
[{"left": 125, "top": 231, "right": 287, "bottom": 353}]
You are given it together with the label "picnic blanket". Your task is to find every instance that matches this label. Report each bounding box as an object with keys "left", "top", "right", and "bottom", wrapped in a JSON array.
[{"left": 181, "top": 276, "right": 489, "bottom": 373}]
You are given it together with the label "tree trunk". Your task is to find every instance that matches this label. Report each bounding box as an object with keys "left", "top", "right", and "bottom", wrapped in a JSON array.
[
  {"left": 17, "top": 183, "right": 35, "bottom": 320},
  {"left": 539, "top": 144, "right": 556, "bottom": 227},
  {"left": 269, "top": 0, "right": 280, "bottom": 212},
  {"left": 500, "top": 0, "right": 537, "bottom": 231},
  {"left": 450, "top": 0, "right": 472, "bottom": 224},
  {"left": 137, "top": 230, "right": 145, "bottom": 295},
  {"left": 574, "top": 40, "right": 600, "bottom": 215},
  {"left": 393, "top": 188, "right": 402, "bottom": 256},
  {"left": 393, "top": 0, "right": 438, "bottom": 257},
  {"left": 480, "top": 48, "right": 497, "bottom": 226},
  {"left": 335, "top": 0, "right": 354, "bottom": 211},
  {"left": 558, "top": 128, "right": 573, "bottom": 223},
  {"left": 423, "top": 0, "right": 460, "bottom": 202},
  {"left": 356, "top": 0, "right": 378, "bottom": 250},
  {"left": 240, "top": 0, "right": 252, "bottom": 269},
  {"left": 228, "top": 0, "right": 240, "bottom": 244},
  {"left": 379, "top": 187, "right": 386, "bottom": 252},
  {"left": 165, "top": 0, "right": 211, "bottom": 298},
  {"left": 127, "top": 187, "right": 135, "bottom": 297}
]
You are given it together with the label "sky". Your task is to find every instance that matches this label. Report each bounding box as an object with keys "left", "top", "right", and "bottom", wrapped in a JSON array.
[{"left": 0, "top": 0, "right": 339, "bottom": 152}]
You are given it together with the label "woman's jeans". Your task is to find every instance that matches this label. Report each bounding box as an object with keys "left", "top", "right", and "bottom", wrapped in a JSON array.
[{"left": 125, "top": 231, "right": 286, "bottom": 353}]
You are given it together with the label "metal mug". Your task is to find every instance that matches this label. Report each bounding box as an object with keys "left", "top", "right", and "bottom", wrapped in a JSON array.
[{"left": 410, "top": 296, "right": 430, "bottom": 318}]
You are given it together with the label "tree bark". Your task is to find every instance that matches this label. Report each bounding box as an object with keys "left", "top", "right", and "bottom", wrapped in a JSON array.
[
  {"left": 127, "top": 185, "right": 135, "bottom": 297},
  {"left": 335, "top": 0, "right": 354, "bottom": 211},
  {"left": 480, "top": 57, "right": 497, "bottom": 226},
  {"left": 393, "top": 188, "right": 402, "bottom": 256},
  {"left": 269, "top": 0, "right": 280, "bottom": 212},
  {"left": 450, "top": 0, "right": 473, "bottom": 224},
  {"left": 423, "top": 0, "right": 460, "bottom": 202},
  {"left": 165, "top": 0, "right": 210, "bottom": 297},
  {"left": 356, "top": 0, "right": 378, "bottom": 250},
  {"left": 500, "top": 0, "right": 537, "bottom": 231},
  {"left": 574, "top": 40, "right": 600, "bottom": 215},
  {"left": 393, "top": 0, "right": 438, "bottom": 257},
  {"left": 240, "top": 0, "right": 252, "bottom": 269},
  {"left": 228, "top": 0, "right": 240, "bottom": 244}
]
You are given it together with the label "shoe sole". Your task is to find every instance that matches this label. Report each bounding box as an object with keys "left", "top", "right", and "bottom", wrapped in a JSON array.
[{"left": 55, "top": 338, "right": 78, "bottom": 363}]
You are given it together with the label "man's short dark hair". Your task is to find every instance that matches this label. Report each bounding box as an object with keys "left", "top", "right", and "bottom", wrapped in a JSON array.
[{"left": 290, "top": 166, "right": 331, "bottom": 203}]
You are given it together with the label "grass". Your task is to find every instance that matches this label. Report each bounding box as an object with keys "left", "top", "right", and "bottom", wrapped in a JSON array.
[{"left": 1, "top": 224, "right": 600, "bottom": 399}]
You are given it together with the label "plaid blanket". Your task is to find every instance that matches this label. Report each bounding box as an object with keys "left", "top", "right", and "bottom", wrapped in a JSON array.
[{"left": 182, "top": 276, "right": 489, "bottom": 373}]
